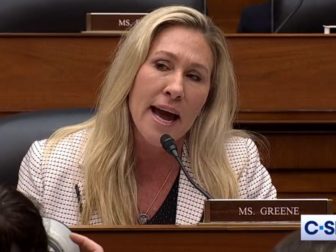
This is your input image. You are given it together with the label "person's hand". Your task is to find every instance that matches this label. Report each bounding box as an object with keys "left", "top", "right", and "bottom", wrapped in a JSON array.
[{"left": 70, "top": 233, "right": 104, "bottom": 252}]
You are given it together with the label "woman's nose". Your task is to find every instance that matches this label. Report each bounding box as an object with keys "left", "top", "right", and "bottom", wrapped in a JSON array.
[{"left": 163, "top": 73, "right": 185, "bottom": 100}]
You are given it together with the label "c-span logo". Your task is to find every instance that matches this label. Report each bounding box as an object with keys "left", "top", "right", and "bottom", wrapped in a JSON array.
[{"left": 301, "top": 215, "right": 336, "bottom": 240}]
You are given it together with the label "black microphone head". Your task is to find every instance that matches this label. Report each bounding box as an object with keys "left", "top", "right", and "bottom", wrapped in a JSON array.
[
  {"left": 160, "top": 134, "right": 213, "bottom": 199},
  {"left": 160, "top": 134, "right": 177, "bottom": 156}
]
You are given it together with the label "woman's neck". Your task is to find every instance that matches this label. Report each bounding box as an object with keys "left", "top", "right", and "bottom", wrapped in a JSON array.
[{"left": 133, "top": 133, "right": 183, "bottom": 178}]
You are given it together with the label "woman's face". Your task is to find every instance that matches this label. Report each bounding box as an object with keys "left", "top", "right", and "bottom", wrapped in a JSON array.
[{"left": 128, "top": 25, "right": 213, "bottom": 147}]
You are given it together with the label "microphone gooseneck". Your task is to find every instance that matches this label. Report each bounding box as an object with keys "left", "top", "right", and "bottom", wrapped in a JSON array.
[{"left": 160, "top": 134, "right": 213, "bottom": 199}]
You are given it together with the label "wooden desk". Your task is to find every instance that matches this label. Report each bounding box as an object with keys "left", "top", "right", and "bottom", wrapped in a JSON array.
[{"left": 72, "top": 223, "right": 299, "bottom": 252}]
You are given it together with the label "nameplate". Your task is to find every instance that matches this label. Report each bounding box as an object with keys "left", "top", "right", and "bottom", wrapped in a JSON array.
[
  {"left": 86, "top": 13, "right": 147, "bottom": 32},
  {"left": 203, "top": 199, "right": 333, "bottom": 223}
]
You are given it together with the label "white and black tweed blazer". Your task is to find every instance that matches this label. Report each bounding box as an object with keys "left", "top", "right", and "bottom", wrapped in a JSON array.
[{"left": 17, "top": 130, "right": 276, "bottom": 226}]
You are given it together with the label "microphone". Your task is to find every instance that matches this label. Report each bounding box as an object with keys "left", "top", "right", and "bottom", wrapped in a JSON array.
[{"left": 160, "top": 134, "right": 213, "bottom": 199}]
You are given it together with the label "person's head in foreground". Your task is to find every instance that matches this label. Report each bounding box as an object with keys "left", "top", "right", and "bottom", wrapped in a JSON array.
[{"left": 0, "top": 185, "right": 48, "bottom": 251}]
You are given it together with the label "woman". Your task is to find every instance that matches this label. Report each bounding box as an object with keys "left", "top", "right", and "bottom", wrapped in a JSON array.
[{"left": 18, "top": 6, "right": 276, "bottom": 226}]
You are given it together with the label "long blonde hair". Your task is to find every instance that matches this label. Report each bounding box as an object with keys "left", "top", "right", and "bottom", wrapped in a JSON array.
[{"left": 47, "top": 6, "right": 242, "bottom": 224}]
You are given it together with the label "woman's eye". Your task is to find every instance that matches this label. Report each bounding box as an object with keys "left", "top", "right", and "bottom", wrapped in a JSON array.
[
  {"left": 187, "top": 73, "right": 201, "bottom": 82},
  {"left": 155, "top": 62, "right": 169, "bottom": 71}
]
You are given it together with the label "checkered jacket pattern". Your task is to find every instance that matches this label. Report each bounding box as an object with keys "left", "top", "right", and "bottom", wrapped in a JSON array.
[{"left": 17, "top": 130, "right": 276, "bottom": 226}]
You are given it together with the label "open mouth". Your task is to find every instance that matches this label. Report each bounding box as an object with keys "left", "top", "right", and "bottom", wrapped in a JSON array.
[{"left": 151, "top": 106, "right": 180, "bottom": 123}]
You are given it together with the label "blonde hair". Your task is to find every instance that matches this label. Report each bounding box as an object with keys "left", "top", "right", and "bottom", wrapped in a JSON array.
[{"left": 47, "top": 6, "right": 243, "bottom": 224}]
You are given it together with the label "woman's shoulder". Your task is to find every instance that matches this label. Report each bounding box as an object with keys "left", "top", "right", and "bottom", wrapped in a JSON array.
[
  {"left": 46, "top": 129, "right": 88, "bottom": 151},
  {"left": 55, "top": 128, "right": 87, "bottom": 144},
  {"left": 47, "top": 129, "right": 88, "bottom": 161},
  {"left": 27, "top": 129, "right": 88, "bottom": 163},
  {"left": 225, "top": 136, "right": 276, "bottom": 199},
  {"left": 30, "top": 129, "right": 87, "bottom": 148},
  {"left": 224, "top": 136, "right": 261, "bottom": 170},
  {"left": 225, "top": 136, "right": 257, "bottom": 154}
]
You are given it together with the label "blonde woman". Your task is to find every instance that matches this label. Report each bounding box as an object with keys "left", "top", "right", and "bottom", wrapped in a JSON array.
[{"left": 17, "top": 6, "right": 276, "bottom": 226}]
